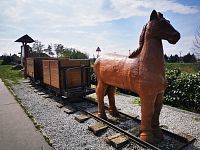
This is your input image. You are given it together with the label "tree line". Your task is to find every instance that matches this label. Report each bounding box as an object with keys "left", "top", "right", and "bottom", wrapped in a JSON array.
[
  {"left": 164, "top": 53, "right": 197, "bottom": 63},
  {"left": 31, "top": 40, "right": 89, "bottom": 59}
]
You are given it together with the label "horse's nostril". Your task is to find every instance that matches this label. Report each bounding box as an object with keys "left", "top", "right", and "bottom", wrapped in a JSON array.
[
  {"left": 174, "top": 32, "right": 180, "bottom": 40},
  {"left": 177, "top": 32, "right": 181, "bottom": 39}
]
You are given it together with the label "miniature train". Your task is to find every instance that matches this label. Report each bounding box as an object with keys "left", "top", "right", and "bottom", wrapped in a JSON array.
[{"left": 26, "top": 57, "right": 95, "bottom": 98}]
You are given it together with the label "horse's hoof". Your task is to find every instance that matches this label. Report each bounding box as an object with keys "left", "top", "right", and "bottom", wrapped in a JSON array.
[
  {"left": 152, "top": 128, "right": 164, "bottom": 142},
  {"left": 109, "top": 110, "right": 119, "bottom": 117},
  {"left": 98, "top": 113, "right": 107, "bottom": 120},
  {"left": 108, "top": 108, "right": 119, "bottom": 117},
  {"left": 139, "top": 131, "right": 158, "bottom": 144}
]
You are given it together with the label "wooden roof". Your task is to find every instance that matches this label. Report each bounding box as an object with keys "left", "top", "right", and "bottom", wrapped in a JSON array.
[{"left": 15, "top": 34, "right": 34, "bottom": 43}]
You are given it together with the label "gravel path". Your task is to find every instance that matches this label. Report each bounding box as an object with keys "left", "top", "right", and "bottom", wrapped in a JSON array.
[
  {"left": 97, "top": 93, "right": 200, "bottom": 149},
  {"left": 13, "top": 81, "right": 200, "bottom": 150},
  {"left": 13, "top": 82, "right": 144, "bottom": 150}
]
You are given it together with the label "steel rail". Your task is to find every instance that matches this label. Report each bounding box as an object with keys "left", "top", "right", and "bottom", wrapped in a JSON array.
[
  {"left": 68, "top": 100, "right": 161, "bottom": 150},
  {"left": 29, "top": 80, "right": 195, "bottom": 150},
  {"left": 81, "top": 97, "right": 196, "bottom": 150}
]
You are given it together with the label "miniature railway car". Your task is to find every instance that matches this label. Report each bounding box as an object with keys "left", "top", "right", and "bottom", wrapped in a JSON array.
[
  {"left": 26, "top": 57, "right": 49, "bottom": 82},
  {"left": 26, "top": 57, "right": 57, "bottom": 82},
  {"left": 26, "top": 57, "right": 95, "bottom": 98}
]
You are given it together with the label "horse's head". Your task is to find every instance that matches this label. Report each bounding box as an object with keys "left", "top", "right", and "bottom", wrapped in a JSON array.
[{"left": 146, "top": 10, "right": 180, "bottom": 44}]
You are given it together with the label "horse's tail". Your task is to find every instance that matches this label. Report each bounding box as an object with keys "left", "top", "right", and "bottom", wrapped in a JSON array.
[
  {"left": 94, "top": 57, "right": 113, "bottom": 96},
  {"left": 105, "top": 86, "right": 111, "bottom": 96}
]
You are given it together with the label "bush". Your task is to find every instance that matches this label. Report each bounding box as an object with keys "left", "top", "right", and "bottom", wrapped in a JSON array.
[
  {"left": 2, "top": 56, "right": 13, "bottom": 65},
  {"left": 164, "top": 69, "right": 200, "bottom": 113},
  {"left": 12, "top": 64, "right": 23, "bottom": 70},
  {"left": 90, "top": 66, "right": 200, "bottom": 113},
  {"left": 91, "top": 72, "right": 97, "bottom": 85},
  {"left": 166, "top": 63, "right": 200, "bottom": 73}
]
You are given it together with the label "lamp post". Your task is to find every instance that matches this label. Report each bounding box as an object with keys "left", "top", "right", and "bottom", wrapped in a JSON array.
[{"left": 96, "top": 46, "right": 101, "bottom": 58}]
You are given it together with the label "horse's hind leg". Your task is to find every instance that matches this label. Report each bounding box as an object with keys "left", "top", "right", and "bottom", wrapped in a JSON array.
[
  {"left": 96, "top": 80, "right": 108, "bottom": 119},
  {"left": 107, "top": 86, "right": 119, "bottom": 117},
  {"left": 152, "top": 92, "right": 164, "bottom": 142}
]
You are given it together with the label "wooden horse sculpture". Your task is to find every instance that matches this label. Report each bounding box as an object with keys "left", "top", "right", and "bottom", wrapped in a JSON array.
[{"left": 94, "top": 10, "right": 180, "bottom": 144}]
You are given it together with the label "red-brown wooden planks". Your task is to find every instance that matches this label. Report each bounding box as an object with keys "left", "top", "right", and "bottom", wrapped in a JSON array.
[
  {"left": 50, "top": 60, "right": 59, "bottom": 88},
  {"left": 43, "top": 60, "right": 50, "bottom": 85},
  {"left": 42, "top": 58, "right": 90, "bottom": 92},
  {"left": 26, "top": 58, "right": 34, "bottom": 78}
]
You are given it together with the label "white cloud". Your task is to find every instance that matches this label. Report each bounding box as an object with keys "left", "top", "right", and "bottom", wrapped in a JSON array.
[
  {"left": 0, "top": 0, "right": 199, "bottom": 56},
  {"left": 0, "top": 38, "right": 21, "bottom": 55},
  {"left": 164, "top": 36, "right": 195, "bottom": 56},
  {"left": 1, "top": 0, "right": 199, "bottom": 26}
]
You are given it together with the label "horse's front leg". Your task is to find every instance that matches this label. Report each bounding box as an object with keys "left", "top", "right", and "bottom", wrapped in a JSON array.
[
  {"left": 140, "top": 92, "right": 157, "bottom": 144},
  {"left": 107, "top": 86, "right": 119, "bottom": 117},
  {"left": 96, "top": 80, "right": 108, "bottom": 119},
  {"left": 152, "top": 92, "right": 164, "bottom": 142}
]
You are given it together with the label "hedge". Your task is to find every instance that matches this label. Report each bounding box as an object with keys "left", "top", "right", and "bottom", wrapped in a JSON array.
[
  {"left": 91, "top": 69, "right": 200, "bottom": 113},
  {"left": 164, "top": 69, "right": 200, "bottom": 113}
]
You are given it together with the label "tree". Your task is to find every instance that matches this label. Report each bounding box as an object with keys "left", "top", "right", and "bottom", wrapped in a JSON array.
[
  {"left": 44, "top": 44, "right": 54, "bottom": 57},
  {"left": 192, "top": 26, "right": 200, "bottom": 59},
  {"left": 54, "top": 44, "right": 64, "bottom": 57},
  {"left": 32, "top": 40, "right": 44, "bottom": 54},
  {"left": 182, "top": 53, "right": 196, "bottom": 63},
  {"left": 168, "top": 54, "right": 179, "bottom": 62},
  {"left": 54, "top": 44, "right": 88, "bottom": 59},
  {"left": 62, "top": 48, "right": 89, "bottom": 59},
  {"left": 164, "top": 54, "right": 169, "bottom": 62}
]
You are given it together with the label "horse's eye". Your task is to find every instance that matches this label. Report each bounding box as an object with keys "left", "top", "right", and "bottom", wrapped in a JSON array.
[
  {"left": 166, "top": 20, "right": 170, "bottom": 24},
  {"left": 160, "top": 19, "right": 170, "bottom": 24}
]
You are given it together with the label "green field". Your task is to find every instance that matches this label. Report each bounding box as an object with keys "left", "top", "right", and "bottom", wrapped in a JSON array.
[
  {"left": 0, "top": 64, "right": 23, "bottom": 87},
  {"left": 166, "top": 63, "right": 200, "bottom": 73}
]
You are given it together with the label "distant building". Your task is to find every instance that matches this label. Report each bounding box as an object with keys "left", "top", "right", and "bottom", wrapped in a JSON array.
[{"left": 12, "top": 54, "right": 20, "bottom": 64}]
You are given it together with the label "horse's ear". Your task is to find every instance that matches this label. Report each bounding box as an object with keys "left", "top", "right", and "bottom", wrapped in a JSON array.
[
  {"left": 157, "top": 12, "right": 163, "bottom": 18},
  {"left": 150, "top": 10, "right": 158, "bottom": 21}
]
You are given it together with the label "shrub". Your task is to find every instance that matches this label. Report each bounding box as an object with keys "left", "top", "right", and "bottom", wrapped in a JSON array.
[
  {"left": 2, "top": 56, "right": 13, "bottom": 65},
  {"left": 90, "top": 67, "right": 200, "bottom": 113},
  {"left": 165, "top": 69, "right": 200, "bottom": 113},
  {"left": 91, "top": 72, "right": 97, "bottom": 85},
  {"left": 166, "top": 63, "right": 200, "bottom": 73},
  {"left": 11, "top": 64, "right": 23, "bottom": 70}
]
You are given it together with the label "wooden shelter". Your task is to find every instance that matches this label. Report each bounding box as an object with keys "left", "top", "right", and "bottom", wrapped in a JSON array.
[
  {"left": 15, "top": 34, "right": 35, "bottom": 77},
  {"left": 15, "top": 34, "right": 35, "bottom": 45}
]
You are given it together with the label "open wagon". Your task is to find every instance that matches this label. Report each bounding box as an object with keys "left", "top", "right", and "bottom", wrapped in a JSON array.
[
  {"left": 26, "top": 57, "right": 54, "bottom": 82},
  {"left": 42, "top": 58, "right": 95, "bottom": 98}
]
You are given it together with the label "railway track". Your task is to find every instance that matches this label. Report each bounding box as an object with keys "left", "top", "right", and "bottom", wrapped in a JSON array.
[
  {"left": 27, "top": 81, "right": 196, "bottom": 150},
  {"left": 59, "top": 97, "right": 196, "bottom": 150}
]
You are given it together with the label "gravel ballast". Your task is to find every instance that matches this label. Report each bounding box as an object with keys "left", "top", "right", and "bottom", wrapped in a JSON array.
[
  {"left": 13, "top": 82, "right": 143, "bottom": 150},
  {"left": 13, "top": 81, "right": 200, "bottom": 149},
  {"left": 101, "top": 93, "right": 200, "bottom": 149}
]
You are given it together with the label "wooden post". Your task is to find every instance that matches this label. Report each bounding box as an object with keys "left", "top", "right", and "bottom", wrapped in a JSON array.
[{"left": 23, "top": 45, "right": 30, "bottom": 78}]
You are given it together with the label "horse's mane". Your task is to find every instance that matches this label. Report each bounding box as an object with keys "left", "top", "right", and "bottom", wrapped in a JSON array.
[
  {"left": 129, "top": 12, "right": 163, "bottom": 58},
  {"left": 129, "top": 24, "right": 147, "bottom": 58}
]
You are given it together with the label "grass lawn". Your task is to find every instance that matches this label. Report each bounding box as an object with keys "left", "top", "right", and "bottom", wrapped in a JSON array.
[
  {"left": 0, "top": 64, "right": 23, "bottom": 87},
  {"left": 166, "top": 63, "right": 200, "bottom": 73}
]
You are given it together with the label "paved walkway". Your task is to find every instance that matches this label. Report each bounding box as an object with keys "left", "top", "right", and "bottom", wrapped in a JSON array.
[{"left": 0, "top": 79, "right": 53, "bottom": 150}]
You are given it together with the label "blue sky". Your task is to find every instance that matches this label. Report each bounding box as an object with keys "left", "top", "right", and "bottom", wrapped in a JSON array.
[{"left": 0, "top": 0, "right": 200, "bottom": 57}]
